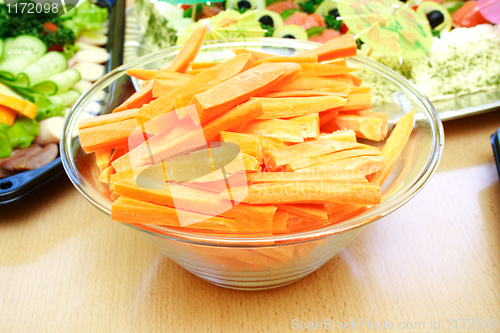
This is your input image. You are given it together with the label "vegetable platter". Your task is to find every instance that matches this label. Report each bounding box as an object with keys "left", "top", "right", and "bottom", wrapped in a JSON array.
[
  {"left": 0, "top": 0, "right": 125, "bottom": 204},
  {"left": 126, "top": 0, "right": 500, "bottom": 120}
]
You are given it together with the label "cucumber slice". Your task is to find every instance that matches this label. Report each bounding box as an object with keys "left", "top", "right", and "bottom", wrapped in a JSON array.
[
  {"left": 0, "top": 82, "right": 26, "bottom": 100},
  {"left": 0, "top": 36, "right": 47, "bottom": 81},
  {"left": 0, "top": 39, "right": 3, "bottom": 61},
  {"left": 8, "top": 51, "right": 68, "bottom": 88},
  {"left": 315, "top": 0, "right": 337, "bottom": 16},
  {"left": 417, "top": 2, "right": 452, "bottom": 33},
  {"left": 31, "top": 69, "right": 81, "bottom": 96},
  {"left": 48, "top": 89, "right": 81, "bottom": 108},
  {"left": 273, "top": 25, "right": 308, "bottom": 41}
]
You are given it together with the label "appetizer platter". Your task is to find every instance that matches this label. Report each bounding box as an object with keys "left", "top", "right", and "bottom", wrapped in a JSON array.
[
  {"left": 0, "top": 0, "right": 125, "bottom": 204},
  {"left": 124, "top": 0, "right": 500, "bottom": 120}
]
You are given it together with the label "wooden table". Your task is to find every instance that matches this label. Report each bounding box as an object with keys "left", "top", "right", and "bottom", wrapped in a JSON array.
[{"left": 1, "top": 110, "right": 499, "bottom": 332}]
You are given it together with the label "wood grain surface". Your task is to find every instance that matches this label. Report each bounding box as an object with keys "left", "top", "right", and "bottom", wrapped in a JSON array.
[{"left": 1, "top": 110, "right": 499, "bottom": 332}]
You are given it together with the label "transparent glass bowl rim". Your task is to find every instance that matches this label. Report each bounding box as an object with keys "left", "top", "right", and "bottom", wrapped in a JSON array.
[{"left": 61, "top": 38, "right": 444, "bottom": 248}]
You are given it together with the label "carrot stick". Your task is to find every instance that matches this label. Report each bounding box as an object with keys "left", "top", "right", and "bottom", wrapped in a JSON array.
[
  {"left": 220, "top": 131, "right": 263, "bottom": 163},
  {"left": 190, "top": 61, "right": 220, "bottom": 69},
  {"left": 111, "top": 196, "right": 273, "bottom": 232},
  {"left": 186, "top": 69, "right": 203, "bottom": 75},
  {"left": 152, "top": 77, "right": 191, "bottom": 97},
  {"left": 260, "top": 90, "right": 348, "bottom": 98},
  {"left": 220, "top": 181, "right": 381, "bottom": 205},
  {"left": 232, "top": 48, "right": 273, "bottom": 61},
  {"left": 126, "top": 69, "right": 159, "bottom": 80},
  {"left": 254, "top": 55, "right": 318, "bottom": 66},
  {"left": 241, "top": 119, "right": 303, "bottom": 143},
  {"left": 192, "top": 62, "right": 301, "bottom": 124},
  {"left": 157, "top": 70, "right": 193, "bottom": 80},
  {"left": 370, "top": 109, "right": 415, "bottom": 186},
  {"left": 274, "top": 75, "right": 354, "bottom": 91},
  {"left": 297, "top": 155, "right": 384, "bottom": 175},
  {"left": 345, "top": 110, "right": 388, "bottom": 139},
  {"left": 298, "top": 34, "right": 357, "bottom": 62},
  {"left": 95, "top": 148, "right": 112, "bottom": 172},
  {"left": 263, "top": 139, "right": 365, "bottom": 170},
  {"left": 318, "top": 130, "right": 357, "bottom": 142},
  {"left": 135, "top": 53, "right": 254, "bottom": 125},
  {"left": 98, "top": 165, "right": 115, "bottom": 183},
  {"left": 298, "top": 63, "right": 357, "bottom": 76},
  {"left": 277, "top": 204, "right": 328, "bottom": 221},
  {"left": 288, "top": 113, "right": 320, "bottom": 139},
  {"left": 78, "top": 108, "right": 138, "bottom": 130},
  {"left": 333, "top": 115, "right": 384, "bottom": 141},
  {"left": 113, "top": 81, "right": 154, "bottom": 113},
  {"left": 246, "top": 169, "right": 368, "bottom": 183},
  {"left": 165, "top": 26, "right": 206, "bottom": 73},
  {"left": 254, "top": 96, "right": 346, "bottom": 119},
  {"left": 271, "top": 210, "right": 288, "bottom": 232},
  {"left": 333, "top": 93, "right": 372, "bottom": 112},
  {"left": 79, "top": 118, "right": 139, "bottom": 153}
]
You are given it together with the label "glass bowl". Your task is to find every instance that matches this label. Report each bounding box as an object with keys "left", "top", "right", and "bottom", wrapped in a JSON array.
[{"left": 61, "top": 38, "right": 444, "bottom": 290}]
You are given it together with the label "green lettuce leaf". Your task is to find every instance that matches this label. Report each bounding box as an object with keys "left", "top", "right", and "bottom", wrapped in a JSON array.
[
  {"left": 5, "top": 118, "right": 40, "bottom": 149},
  {"left": 63, "top": 2, "right": 108, "bottom": 37},
  {"left": 0, "top": 131, "right": 12, "bottom": 158},
  {"left": 34, "top": 94, "right": 64, "bottom": 121}
]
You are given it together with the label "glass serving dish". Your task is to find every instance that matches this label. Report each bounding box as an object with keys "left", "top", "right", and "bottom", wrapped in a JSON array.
[{"left": 61, "top": 39, "right": 444, "bottom": 290}]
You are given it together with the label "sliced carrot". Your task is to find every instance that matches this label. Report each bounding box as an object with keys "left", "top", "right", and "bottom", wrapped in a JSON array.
[
  {"left": 260, "top": 90, "right": 348, "bottom": 98},
  {"left": 345, "top": 110, "right": 388, "bottom": 139},
  {"left": 0, "top": 93, "right": 37, "bottom": 119},
  {"left": 192, "top": 62, "right": 301, "bottom": 124},
  {"left": 78, "top": 108, "right": 138, "bottom": 130},
  {"left": 257, "top": 135, "right": 286, "bottom": 151},
  {"left": 263, "top": 139, "right": 364, "bottom": 170},
  {"left": 333, "top": 115, "right": 384, "bottom": 141},
  {"left": 186, "top": 69, "right": 203, "bottom": 75},
  {"left": 220, "top": 131, "right": 263, "bottom": 163},
  {"left": 152, "top": 77, "right": 191, "bottom": 97},
  {"left": 329, "top": 59, "right": 347, "bottom": 67},
  {"left": 190, "top": 61, "right": 220, "bottom": 70},
  {"left": 165, "top": 26, "right": 206, "bottom": 73},
  {"left": 232, "top": 48, "right": 273, "bottom": 61},
  {"left": 126, "top": 68, "right": 159, "bottom": 81},
  {"left": 98, "top": 165, "right": 115, "bottom": 183},
  {"left": 113, "top": 81, "right": 154, "bottom": 113},
  {"left": 299, "top": 34, "right": 357, "bottom": 62},
  {"left": 347, "top": 73, "right": 363, "bottom": 86},
  {"left": 277, "top": 204, "right": 328, "bottom": 221},
  {"left": 95, "top": 148, "right": 112, "bottom": 172},
  {"left": 274, "top": 75, "right": 354, "bottom": 91},
  {"left": 346, "top": 87, "right": 371, "bottom": 94},
  {"left": 246, "top": 169, "right": 368, "bottom": 183},
  {"left": 137, "top": 100, "right": 262, "bottom": 165},
  {"left": 318, "top": 130, "right": 357, "bottom": 142},
  {"left": 272, "top": 210, "right": 288, "bottom": 232},
  {"left": 288, "top": 113, "right": 320, "bottom": 139},
  {"left": 220, "top": 181, "right": 381, "bottom": 205},
  {"left": 254, "top": 55, "right": 318, "bottom": 66},
  {"left": 298, "top": 63, "right": 356, "bottom": 76},
  {"left": 156, "top": 70, "right": 193, "bottom": 80},
  {"left": 370, "top": 109, "right": 415, "bottom": 186},
  {"left": 319, "top": 110, "right": 338, "bottom": 127},
  {"left": 253, "top": 96, "right": 346, "bottom": 119},
  {"left": 135, "top": 53, "right": 254, "bottom": 125},
  {"left": 296, "top": 148, "right": 381, "bottom": 170},
  {"left": 0, "top": 105, "right": 16, "bottom": 126},
  {"left": 241, "top": 119, "right": 303, "bottom": 143},
  {"left": 111, "top": 196, "right": 272, "bottom": 232},
  {"left": 298, "top": 155, "right": 384, "bottom": 175},
  {"left": 333, "top": 93, "right": 372, "bottom": 112},
  {"left": 79, "top": 118, "right": 139, "bottom": 153}
]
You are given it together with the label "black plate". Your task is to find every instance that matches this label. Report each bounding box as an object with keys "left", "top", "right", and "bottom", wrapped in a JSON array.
[
  {"left": 0, "top": 0, "right": 125, "bottom": 205},
  {"left": 491, "top": 128, "right": 500, "bottom": 180}
]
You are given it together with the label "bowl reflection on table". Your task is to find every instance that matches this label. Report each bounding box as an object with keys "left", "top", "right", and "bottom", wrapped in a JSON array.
[{"left": 61, "top": 39, "right": 444, "bottom": 290}]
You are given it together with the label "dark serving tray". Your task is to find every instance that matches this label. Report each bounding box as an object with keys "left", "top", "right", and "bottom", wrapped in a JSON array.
[
  {"left": 0, "top": 0, "right": 125, "bottom": 205},
  {"left": 491, "top": 128, "right": 500, "bottom": 180}
]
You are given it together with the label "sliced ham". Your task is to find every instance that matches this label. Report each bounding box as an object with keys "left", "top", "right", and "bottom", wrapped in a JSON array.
[
  {"left": 0, "top": 144, "right": 42, "bottom": 171},
  {"left": 13, "top": 144, "right": 58, "bottom": 171}
]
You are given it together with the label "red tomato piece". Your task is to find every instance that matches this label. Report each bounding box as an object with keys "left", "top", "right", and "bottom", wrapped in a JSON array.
[{"left": 452, "top": 1, "right": 489, "bottom": 27}]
